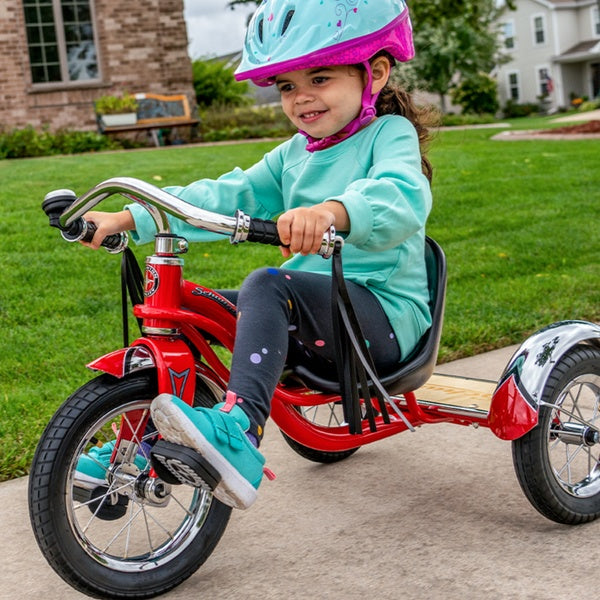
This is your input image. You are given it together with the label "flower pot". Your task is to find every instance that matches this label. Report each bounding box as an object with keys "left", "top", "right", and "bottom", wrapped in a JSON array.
[{"left": 101, "top": 113, "right": 137, "bottom": 127}]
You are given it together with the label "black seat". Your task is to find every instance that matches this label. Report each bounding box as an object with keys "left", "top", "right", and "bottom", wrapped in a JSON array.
[{"left": 292, "top": 236, "right": 447, "bottom": 396}]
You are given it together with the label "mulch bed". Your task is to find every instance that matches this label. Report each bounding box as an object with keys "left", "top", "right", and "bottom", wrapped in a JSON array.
[{"left": 540, "top": 120, "right": 600, "bottom": 135}]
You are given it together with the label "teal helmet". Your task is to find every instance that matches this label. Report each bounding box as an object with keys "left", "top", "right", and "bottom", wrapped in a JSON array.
[{"left": 235, "top": 0, "right": 414, "bottom": 86}]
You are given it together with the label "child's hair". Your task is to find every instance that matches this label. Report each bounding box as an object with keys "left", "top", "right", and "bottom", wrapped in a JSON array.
[
  {"left": 363, "top": 52, "right": 437, "bottom": 183},
  {"left": 376, "top": 83, "right": 436, "bottom": 183}
]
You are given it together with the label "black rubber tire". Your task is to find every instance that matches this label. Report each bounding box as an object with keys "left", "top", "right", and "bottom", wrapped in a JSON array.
[
  {"left": 280, "top": 429, "right": 359, "bottom": 463},
  {"left": 28, "top": 371, "right": 231, "bottom": 599},
  {"left": 512, "top": 344, "right": 600, "bottom": 524},
  {"left": 279, "top": 402, "right": 359, "bottom": 464}
]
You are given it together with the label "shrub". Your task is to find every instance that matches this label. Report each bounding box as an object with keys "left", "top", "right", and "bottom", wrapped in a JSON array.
[
  {"left": 502, "top": 100, "right": 540, "bottom": 118},
  {"left": 192, "top": 59, "right": 251, "bottom": 109},
  {"left": 0, "top": 126, "right": 121, "bottom": 159},
  {"left": 578, "top": 99, "right": 600, "bottom": 112},
  {"left": 200, "top": 104, "right": 296, "bottom": 141},
  {"left": 451, "top": 73, "right": 499, "bottom": 115},
  {"left": 440, "top": 113, "right": 497, "bottom": 127}
]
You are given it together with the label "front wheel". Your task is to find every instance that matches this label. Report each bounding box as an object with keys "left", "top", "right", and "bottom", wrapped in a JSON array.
[
  {"left": 512, "top": 344, "right": 600, "bottom": 524},
  {"left": 28, "top": 370, "right": 231, "bottom": 599}
]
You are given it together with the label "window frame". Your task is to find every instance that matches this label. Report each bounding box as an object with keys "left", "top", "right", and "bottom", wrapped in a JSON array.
[
  {"left": 507, "top": 70, "right": 520, "bottom": 102},
  {"left": 23, "top": 0, "right": 102, "bottom": 90},
  {"left": 503, "top": 19, "right": 516, "bottom": 50},
  {"left": 531, "top": 13, "right": 547, "bottom": 47},
  {"left": 593, "top": 6, "right": 600, "bottom": 38}
]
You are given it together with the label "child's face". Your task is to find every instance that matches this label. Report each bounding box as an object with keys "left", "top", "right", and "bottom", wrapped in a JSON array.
[{"left": 275, "top": 65, "right": 365, "bottom": 139}]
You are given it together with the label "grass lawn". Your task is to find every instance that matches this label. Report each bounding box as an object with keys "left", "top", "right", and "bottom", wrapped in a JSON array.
[{"left": 1, "top": 117, "right": 599, "bottom": 480}]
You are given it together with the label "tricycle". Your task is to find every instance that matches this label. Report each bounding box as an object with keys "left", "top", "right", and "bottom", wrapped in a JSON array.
[{"left": 28, "top": 177, "right": 600, "bottom": 599}]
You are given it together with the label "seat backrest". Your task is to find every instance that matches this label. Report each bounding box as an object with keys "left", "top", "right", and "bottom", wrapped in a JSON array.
[
  {"left": 292, "top": 236, "right": 447, "bottom": 395},
  {"left": 380, "top": 236, "right": 447, "bottom": 395}
]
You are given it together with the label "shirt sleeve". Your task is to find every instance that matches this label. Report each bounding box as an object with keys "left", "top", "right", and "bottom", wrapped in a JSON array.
[
  {"left": 126, "top": 144, "right": 287, "bottom": 245},
  {"left": 334, "top": 118, "right": 432, "bottom": 252}
]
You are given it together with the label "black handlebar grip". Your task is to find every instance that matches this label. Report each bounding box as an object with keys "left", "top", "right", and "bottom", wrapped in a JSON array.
[
  {"left": 247, "top": 218, "right": 283, "bottom": 247},
  {"left": 42, "top": 189, "right": 124, "bottom": 251},
  {"left": 78, "top": 221, "right": 126, "bottom": 251}
]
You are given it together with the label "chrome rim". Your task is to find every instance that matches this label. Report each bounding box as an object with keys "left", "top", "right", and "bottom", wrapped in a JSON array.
[
  {"left": 547, "top": 374, "right": 600, "bottom": 498},
  {"left": 65, "top": 400, "right": 213, "bottom": 572},
  {"left": 297, "top": 401, "right": 347, "bottom": 429}
]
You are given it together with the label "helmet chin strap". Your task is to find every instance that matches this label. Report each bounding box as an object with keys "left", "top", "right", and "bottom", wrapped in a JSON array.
[{"left": 299, "top": 61, "right": 379, "bottom": 153}]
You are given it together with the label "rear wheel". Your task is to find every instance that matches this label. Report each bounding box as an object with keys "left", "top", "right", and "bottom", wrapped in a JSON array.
[
  {"left": 28, "top": 370, "right": 231, "bottom": 599},
  {"left": 512, "top": 345, "right": 600, "bottom": 524},
  {"left": 280, "top": 400, "right": 360, "bottom": 463}
]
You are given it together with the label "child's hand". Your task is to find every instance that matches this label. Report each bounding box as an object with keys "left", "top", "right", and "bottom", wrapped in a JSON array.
[
  {"left": 277, "top": 202, "right": 348, "bottom": 258},
  {"left": 82, "top": 210, "right": 135, "bottom": 250}
]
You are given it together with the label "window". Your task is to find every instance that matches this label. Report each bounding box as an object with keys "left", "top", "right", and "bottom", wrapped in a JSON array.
[
  {"left": 532, "top": 14, "right": 546, "bottom": 45},
  {"left": 508, "top": 72, "right": 519, "bottom": 102},
  {"left": 538, "top": 67, "right": 553, "bottom": 96},
  {"left": 23, "top": 0, "right": 99, "bottom": 85},
  {"left": 503, "top": 21, "right": 515, "bottom": 50},
  {"left": 594, "top": 6, "right": 600, "bottom": 37}
]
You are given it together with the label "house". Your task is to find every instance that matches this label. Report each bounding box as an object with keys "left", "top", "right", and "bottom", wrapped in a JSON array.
[
  {"left": 496, "top": 0, "right": 600, "bottom": 110},
  {"left": 0, "top": 0, "right": 196, "bottom": 132}
]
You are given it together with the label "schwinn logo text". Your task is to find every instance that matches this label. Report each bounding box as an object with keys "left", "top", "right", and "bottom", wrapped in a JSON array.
[{"left": 144, "top": 265, "right": 159, "bottom": 297}]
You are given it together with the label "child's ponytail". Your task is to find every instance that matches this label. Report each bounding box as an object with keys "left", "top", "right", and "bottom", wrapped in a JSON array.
[{"left": 375, "top": 84, "right": 436, "bottom": 183}]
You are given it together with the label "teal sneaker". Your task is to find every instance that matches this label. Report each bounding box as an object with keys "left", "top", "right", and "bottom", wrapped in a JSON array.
[
  {"left": 74, "top": 440, "right": 148, "bottom": 490},
  {"left": 150, "top": 392, "right": 266, "bottom": 510}
]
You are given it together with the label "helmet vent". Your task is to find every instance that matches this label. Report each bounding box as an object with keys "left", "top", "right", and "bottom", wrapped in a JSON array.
[
  {"left": 281, "top": 10, "right": 295, "bottom": 36},
  {"left": 258, "top": 18, "right": 264, "bottom": 43}
]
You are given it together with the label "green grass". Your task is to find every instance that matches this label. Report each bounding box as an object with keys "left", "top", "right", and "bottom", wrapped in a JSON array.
[{"left": 1, "top": 118, "right": 599, "bottom": 481}]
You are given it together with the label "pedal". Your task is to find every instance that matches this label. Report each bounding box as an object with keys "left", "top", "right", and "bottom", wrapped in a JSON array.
[{"left": 150, "top": 439, "right": 221, "bottom": 491}]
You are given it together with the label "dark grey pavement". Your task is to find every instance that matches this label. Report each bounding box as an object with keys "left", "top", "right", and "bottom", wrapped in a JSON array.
[{"left": 3, "top": 344, "right": 599, "bottom": 599}]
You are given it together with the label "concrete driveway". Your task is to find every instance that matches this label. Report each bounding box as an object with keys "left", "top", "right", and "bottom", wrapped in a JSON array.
[{"left": 2, "top": 345, "right": 599, "bottom": 599}]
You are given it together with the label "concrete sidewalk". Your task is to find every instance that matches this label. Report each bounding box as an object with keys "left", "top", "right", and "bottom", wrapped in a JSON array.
[{"left": 3, "top": 344, "right": 599, "bottom": 600}]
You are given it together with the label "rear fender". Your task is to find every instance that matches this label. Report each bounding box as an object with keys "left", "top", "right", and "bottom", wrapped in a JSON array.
[
  {"left": 489, "top": 320, "right": 600, "bottom": 440},
  {"left": 87, "top": 337, "right": 196, "bottom": 405}
]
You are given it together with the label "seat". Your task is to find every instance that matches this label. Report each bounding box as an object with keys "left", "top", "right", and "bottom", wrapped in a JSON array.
[{"left": 292, "top": 236, "right": 447, "bottom": 396}]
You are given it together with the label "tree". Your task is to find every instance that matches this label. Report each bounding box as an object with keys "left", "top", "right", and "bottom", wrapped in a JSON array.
[
  {"left": 451, "top": 72, "right": 499, "bottom": 114},
  {"left": 400, "top": 0, "right": 510, "bottom": 112},
  {"left": 192, "top": 59, "right": 250, "bottom": 109}
]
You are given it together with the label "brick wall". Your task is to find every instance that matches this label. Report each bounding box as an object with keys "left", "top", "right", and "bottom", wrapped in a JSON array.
[{"left": 0, "top": 0, "right": 195, "bottom": 131}]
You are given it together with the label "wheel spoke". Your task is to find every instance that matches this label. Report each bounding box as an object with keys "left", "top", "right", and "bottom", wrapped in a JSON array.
[{"left": 65, "top": 397, "right": 218, "bottom": 569}]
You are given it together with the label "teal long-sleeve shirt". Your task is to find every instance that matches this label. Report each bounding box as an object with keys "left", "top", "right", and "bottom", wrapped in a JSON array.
[{"left": 126, "top": 114, "right": 433, "bottom": 358}]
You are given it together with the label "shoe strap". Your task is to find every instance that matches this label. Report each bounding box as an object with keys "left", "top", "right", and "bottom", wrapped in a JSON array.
[{"left": 205, "top": 409, "right": 247, "bottom": 451}]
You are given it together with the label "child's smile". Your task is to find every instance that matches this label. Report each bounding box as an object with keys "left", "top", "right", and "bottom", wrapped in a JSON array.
[{"left": 276, "top": 66, "right": 365, "bottom": 139}]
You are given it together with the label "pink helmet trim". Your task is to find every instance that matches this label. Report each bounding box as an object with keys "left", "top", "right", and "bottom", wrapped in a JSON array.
[{"left": 235, "top": 9, "right": 414, "bottom": 86}]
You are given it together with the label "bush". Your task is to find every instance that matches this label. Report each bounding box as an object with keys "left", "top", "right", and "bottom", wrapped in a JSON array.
[
  {"left": 0, "top": 126, "right": 121, "bottom": 159},
  {"left": 440, "top": 113, "right": 497, "bottom": 127},
  {"left": 502, "top": 100, "right": 540, "bottom": 118},
  {"left": 578, "top": 99, "right": 600, "bottom": 112},
  {"left": 192, "top": 59, "right": 251, "bottom": 109},
  {"left": 451, "top": 73, "right": 499, "bottom": 115},
  {"left": 200, "top": 104, "right": 296, "bottom": 141}
]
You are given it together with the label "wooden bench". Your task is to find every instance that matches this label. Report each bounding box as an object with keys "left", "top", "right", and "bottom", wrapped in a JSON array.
[{"left": 98, "top": 93, "right": 200, "bottom": 146}]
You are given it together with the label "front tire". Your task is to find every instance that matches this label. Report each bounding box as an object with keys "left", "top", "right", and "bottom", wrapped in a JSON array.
[
  {"left": 28, "top": 371, "right": 231, "bottom": 599},
  {"left": 512, "top": 345, "right": 600, "bottom": 524}
]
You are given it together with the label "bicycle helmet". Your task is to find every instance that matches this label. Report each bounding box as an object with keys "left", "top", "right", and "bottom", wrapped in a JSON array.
[
  {"left": 234, "top": 0, "right": 414, "bottom": 152},
  {"left": 235, "top": 0, "right": 414, "bottom": 86}
]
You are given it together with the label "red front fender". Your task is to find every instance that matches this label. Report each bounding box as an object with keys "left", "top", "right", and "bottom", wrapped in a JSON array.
[
  {"left": 488, "top": 373, "right": 538, "bottom": 440},
  {"left": 87, "top": 337, "right": 196, "bottom": 406}
]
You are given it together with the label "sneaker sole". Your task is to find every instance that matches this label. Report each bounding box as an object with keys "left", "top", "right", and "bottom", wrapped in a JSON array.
[
  {"left": 151, "top": 395, "right": 258, "bottom": 510},
  {"left": 73, "top": 472, "right": 106, "bottom": 490}
]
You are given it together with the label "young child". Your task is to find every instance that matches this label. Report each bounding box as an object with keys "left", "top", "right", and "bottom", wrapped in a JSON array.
[{"left": 83, "top": 0, "right": 435, "bottom": 510}]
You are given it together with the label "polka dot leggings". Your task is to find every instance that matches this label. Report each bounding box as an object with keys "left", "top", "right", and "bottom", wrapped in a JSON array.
[{"left": 221, "top": 267, "right": 401, "bottom": 443}]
